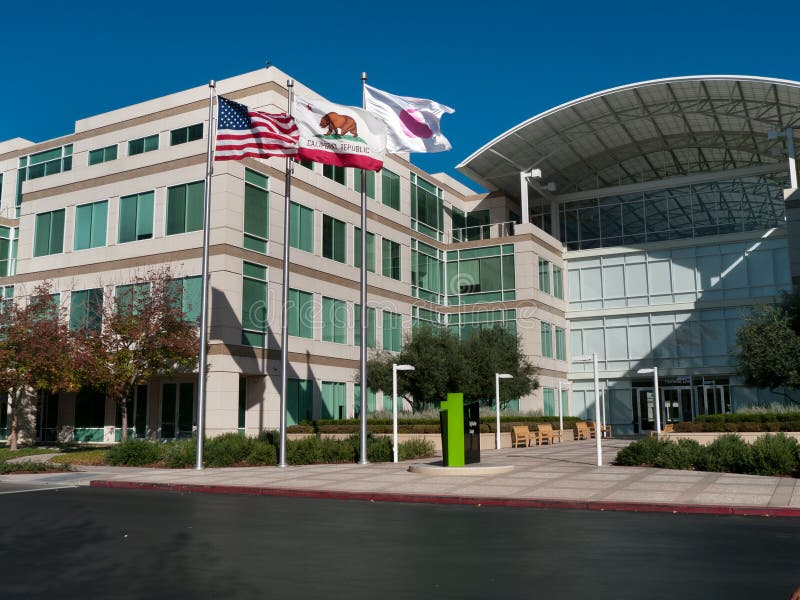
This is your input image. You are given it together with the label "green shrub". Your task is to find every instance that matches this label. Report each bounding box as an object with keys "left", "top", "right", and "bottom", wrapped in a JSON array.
[
  {"left": 653, "top": 439, "right": 704, "bottom": 470},
  {"left": 106, "top": 438, "right": 161, "bottom": 466},
  {"left": 0, "top": 461, "right": 69, "bottom": 474},
  {"left": 245, "top": 443, "right": 277, "bottom": 466},
  {"left": 204, "top": 433, "right": 254, "bottom": 467},
  {"left": 161, "top": 439, "right": 196, "bottom": 468},
  {"left": 287, "top": 436, "right": 323, "bottom": 465},
  {"left": 614, "top": 436, "right": 670, "bottom": 466},
  {"left": 750, "top": 433, "right": 800, "bottom": 476},
  {"left": 368, "top": 435, "right": 395, "bottom": 462},
  {"left": 399, "top": 438, "right": 436, "bottom": 460},
  {"left": 701, "top": 434, "right": 752, "bottom": 473}
]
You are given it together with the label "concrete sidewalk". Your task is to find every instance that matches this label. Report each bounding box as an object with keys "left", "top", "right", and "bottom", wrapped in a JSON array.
[{"left": 5, "top": 438, "right": 800, "bottom": 516}]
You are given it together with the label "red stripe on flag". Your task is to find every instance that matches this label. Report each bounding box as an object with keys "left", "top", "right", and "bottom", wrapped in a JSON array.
[{"left": 296, "top": 148, "right": 383, "bottom": 172}]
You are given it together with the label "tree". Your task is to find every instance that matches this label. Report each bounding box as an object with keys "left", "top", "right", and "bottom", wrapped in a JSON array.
[
  {"left": 75, "top": 269, "right": 200, "bottom": 441},
  {"left": 462, "top": 326, "right": 538, "bottom": 408},
  {"left": 736, "top": 292, "right": 800, "bottom": 404},
  {"left": 365, "top": 325, "right": 537, "bottom": 412},
  {"left": 0, "top": 284, "right": 77, "bottom": 450}
]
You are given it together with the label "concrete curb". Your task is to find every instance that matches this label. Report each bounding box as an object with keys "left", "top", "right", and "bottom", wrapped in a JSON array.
[{"left": 88, "top": 480, "right": 800, "bottom": 518}]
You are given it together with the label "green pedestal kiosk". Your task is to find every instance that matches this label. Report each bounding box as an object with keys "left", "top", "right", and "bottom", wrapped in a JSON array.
[{"left": 440, "top": 393, "right": 480, "bottom": 467}]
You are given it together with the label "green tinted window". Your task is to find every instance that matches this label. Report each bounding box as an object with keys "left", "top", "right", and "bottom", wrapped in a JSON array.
[
  {"left": 33, "top": 209, "right": 65, "bottom": 257},
  {"left": 381, "top": 169, "right": 400, "bottom": 210},
  {"left": 119, "top": 191, "right": 154, "bottom": 242},
  {"left": 354, "top": 304, "right": 376, "bottom": 348},
  {"left": 354, "top": 228, "right": 375, "bottom": 272},
  {"left": 322, "top": 164, "right": 346, "bottom": 185},
  {"left": 74, "top": 200, "right": 108, "bottom": 250},
  {"left": 128, "top": 134, "right": 159, "bottom": 156},
  {"left": 287, "top": 378, "right": 313, "bottom": 425},
  {"left": 242, "top": 263, "right": 268, "bottom": 346},
  {"left": 288, "top": 289, "right": 313, "bottom": 339},
  {"left": 321, "top": 381, "right": 346, "bottom": 420},
  {"left": 539, "top": 258, "right": 551, "bottom": 293},
  {"left": 244, "top": 169, "right": 269, "bottom": 253},
  {"left": 70, "top": 288, "right": 103, "bottom": 332},
  {"left": 383, "top": 311, "right": 402, "bottom": 352},
  {"left": 166, "top": 181, "right": 204, "bottom": 235},
  {"left": 555, "top": 326, "right": 566, "bottom": 361},
  {"left": 553, "top": 265, "right": 564, "bottom": 299},
  {"left": 354, "top": 169, "right": 376, "bottom": 199},
  {"left": 382, "top": 238, "right": 401, "bottom": 280},
  {"left": 322, "top": 215, "right": 346, "bottom": 263},
  {"left": 541, "top": 321, "right": 553, "bottom": 358},
  {"left": 170, "top": 123, "right": 203, "bottom": 146},
  {"left": 322, "top": 297, "right": 347, "bottom": 344},
  {"left": 88, "top": 145, "right": 117, "bottom": 165},
  {"left": 289, "top": 202, "right": 314, "bottom": 252}
]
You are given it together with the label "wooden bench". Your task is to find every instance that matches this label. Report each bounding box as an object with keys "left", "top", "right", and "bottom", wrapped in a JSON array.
[
  {"left": 536, "top": 423, "right": 563, "bottom": 445},
  {"left": 511, "top": 425, "right": 535, "bottom": 448},
  {"left": 588, "top": 421, "right": 613, "bottom": 438},
  {"left": 575, "top": 421, "right": 591, "bottom": 440},
  {"left": 650, "top": 423, "right": 674, "bottom": 437}
]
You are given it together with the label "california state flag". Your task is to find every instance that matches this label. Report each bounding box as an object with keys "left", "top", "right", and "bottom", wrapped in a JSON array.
[{"left": 294, "top": 95, "right": 386, "bottom": 171}]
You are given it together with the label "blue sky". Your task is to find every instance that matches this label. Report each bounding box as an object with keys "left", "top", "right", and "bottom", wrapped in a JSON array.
[{"left": 4, "top": 0, "right": 800, "bottom": 191}]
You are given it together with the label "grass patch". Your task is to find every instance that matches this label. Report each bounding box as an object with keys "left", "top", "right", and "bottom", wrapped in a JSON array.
[
  {"left": 0, "top": 447, "right": 60, "bottom": 463},
  {"left": 0, "top": 461, "right": 69, "bottom": 474},
  {"left": 51, "top": 449, "right": 108, "bottom": 466}
]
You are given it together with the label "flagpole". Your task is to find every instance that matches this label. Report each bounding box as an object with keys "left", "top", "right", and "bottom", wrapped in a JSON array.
[
  {"left": 279, "top": 80, "right": 294, "bottom": 468},
  {"left": 359, "top": 71, "right": 369, "bottom": 465},
  {"left": 195, "top": 80, "right": 216, "bottom": 470}
]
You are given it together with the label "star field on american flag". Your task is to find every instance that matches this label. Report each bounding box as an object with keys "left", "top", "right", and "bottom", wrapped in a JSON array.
[{"left": 215, "top": 96, "right": 299, "bottom": 161}]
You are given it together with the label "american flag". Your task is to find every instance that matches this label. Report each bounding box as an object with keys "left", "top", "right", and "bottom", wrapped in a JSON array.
[{"left": 214, "top": 96, "right": 299, "bottom": 161}]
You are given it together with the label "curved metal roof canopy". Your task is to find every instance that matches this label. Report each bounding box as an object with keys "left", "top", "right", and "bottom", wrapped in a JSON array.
[{"left": 457, "top": 76, "right": 800, "bottom": 197}]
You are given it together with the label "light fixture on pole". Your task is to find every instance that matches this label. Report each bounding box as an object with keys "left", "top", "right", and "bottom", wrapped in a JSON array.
[
  {"left": 392, "top": 364, "right": 415, "bottom": 463},
  {"left": 637, "top": 367, "right": 661, "bottom": 435},
  {"left": 495, "top": 374, "right": 513, "bottom": 449},
  {"left": 573, "top": 354, "right": 602, "bottom": 466},
  {"left": 557, "top": 380, "right": 571, "bottom": 434}
]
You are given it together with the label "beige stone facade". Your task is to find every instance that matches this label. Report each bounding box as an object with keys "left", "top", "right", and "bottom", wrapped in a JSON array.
[{"left": 0, "top": 67, "right": 568, "bottom": 442}]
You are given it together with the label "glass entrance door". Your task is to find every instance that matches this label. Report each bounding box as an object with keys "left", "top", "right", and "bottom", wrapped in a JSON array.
[
  {"left": 636, "top": 389, "right": 656, "bottom": 431},
  {"left": 661, "top": 387, "right": 693, "bottom": 423}
]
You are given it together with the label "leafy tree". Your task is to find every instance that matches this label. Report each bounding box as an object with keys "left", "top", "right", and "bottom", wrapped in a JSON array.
[
  {"left": 365, "top": 325, "right": 537, "bottom": 412},
  {"left": 736, "top": 293, "right": 800, "bottom": 404},
  {"left": 462, "top": 326, "right": 538, "bottom": 408},
  {"left": 75, "top": 269, "right": 200, "bottom": 441},
  {"left": 0, "top": 284, "right": 77, "bottom": 450}
]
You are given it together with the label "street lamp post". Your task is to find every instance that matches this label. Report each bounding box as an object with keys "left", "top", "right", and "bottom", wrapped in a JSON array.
[
  {"left": 574, "top": 354, "right": 602, "bottom": 466},
  {"left": 392, "top": 364, "right": 415, "bottom": 463},
  {"left": 637, "top": 367, "right": 660, "bottom": 435},
  {"left": 557, "top": 379, "right": 571, "bottom": 434},
  {"left": 495, "top": 373, "right": 513, "bottom": 449}
]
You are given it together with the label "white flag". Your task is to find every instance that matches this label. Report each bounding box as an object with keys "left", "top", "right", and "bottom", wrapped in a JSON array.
[
  {"left": 294, "top": 94, "right": 386, "bottom": 172},
  {"left": 364, "top": 84, "right": 454, "bottom": 153}
]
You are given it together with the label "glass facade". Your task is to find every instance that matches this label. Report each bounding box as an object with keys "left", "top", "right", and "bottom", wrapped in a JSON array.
[
  {"left": 354, "top": 304, "right": 376, "bottom": 348},
  {"left": 354, "top": 169, "right": 375, "bottom": 199},
  {"left": 288, "top": 289, "right": 313, "bottom": 339},
  {"left": 88, "top": 145, "right": 117, "bottom": 165},
  {"left": 322, "top": 214, "right": 346, "bottom": 263},
  {"left": 170, "top": 123, "right": 203, "bottom": 146},
  {"left": 382, "top": 238, "right": 401, "bottom": 280},
  {"left": 322, "top": 296, "right": 347, "bottom": 344},
  {"left": 354, "top": 228, "right": 375, "bottom": 272},
  {"left": 447, "top": 245, "right": 515, "bottom": 305},
  {"left": 559, "top": 172, "right": 788, "bottom": 250},
  {"left": 128, "top": 134, "right": 159, "bottom": 156},
  {"left": 448, "top": 309, "right": 516, "bottom": 339},
  {"left": 382, "top": 169, "right": 401, "bottom": 210},
  {"left": 411, "top": 239, "right": 444, "bottom": 303},
  {"left": 383, "top": 311, "right": 402, "bottom": 352},
  {"left": 410, "top": 173, "right": 443, "bottom": 240}
]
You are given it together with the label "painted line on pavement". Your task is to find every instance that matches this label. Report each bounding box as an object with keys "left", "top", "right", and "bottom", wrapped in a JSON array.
[
  {"left": 0, "top": 485, "right": 79, "bottom": 495},
  {"left": 89, "top": 480, "right": 800, "bottom": 518}
]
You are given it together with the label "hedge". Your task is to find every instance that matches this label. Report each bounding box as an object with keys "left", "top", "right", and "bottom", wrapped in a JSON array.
[
  {"left": 289, "top": 416, "right": 582, "bottom": 435},
  {"left": 615, "top": 433, "right": 800, "bottom": 477}
]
